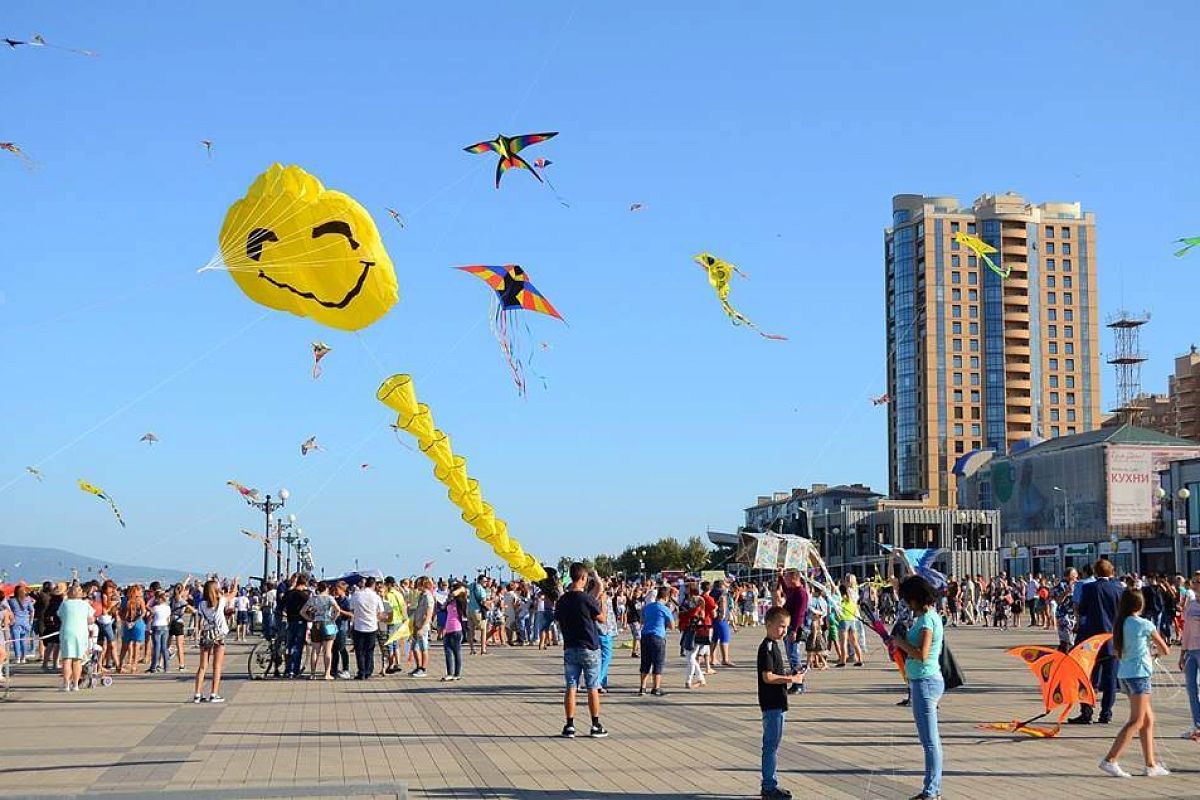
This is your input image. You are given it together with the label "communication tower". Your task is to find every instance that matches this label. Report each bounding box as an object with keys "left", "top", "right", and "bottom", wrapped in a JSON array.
[{"left": 1106, "top": 310, "right": 1150, "bottom": 423}]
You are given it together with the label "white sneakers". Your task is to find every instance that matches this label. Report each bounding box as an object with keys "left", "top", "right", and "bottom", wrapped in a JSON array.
[{"left": 1099, "top": 760, "right": 1170, "bottom": 778}]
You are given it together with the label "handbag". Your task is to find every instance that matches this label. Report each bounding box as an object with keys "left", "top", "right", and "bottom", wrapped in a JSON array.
[
  {"left": 939, "top": 640, "right": 965, "bottom": 690},
  {"left": 323, "top": 622, "right": 337, "bottom": 637}
]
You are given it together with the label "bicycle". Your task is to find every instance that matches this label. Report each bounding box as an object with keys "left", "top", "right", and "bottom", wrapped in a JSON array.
[{"left": 248, "top": 632, "right": 285, "bottom": 680}]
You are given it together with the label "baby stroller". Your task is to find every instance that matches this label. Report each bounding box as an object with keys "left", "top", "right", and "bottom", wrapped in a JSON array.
[{"left": 82, "top": 643, "right": 113, "bottom": 689}]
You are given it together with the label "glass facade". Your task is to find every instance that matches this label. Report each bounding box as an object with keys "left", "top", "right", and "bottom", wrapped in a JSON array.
[
  {"left": 982, "top": 220, "right": 1006, "bottom": 450},
  {"left": 1027, "top": 222, "right": 1043, "bottom": 437},
  {"left": 935, "top": 220, "right": 948, "bottom": 501},
  {"left": 1078, "top": 229, "right": 1093, "bottom": 429},
  {"left": 892, "top": 224, "right": 920, "bottom": 494}
]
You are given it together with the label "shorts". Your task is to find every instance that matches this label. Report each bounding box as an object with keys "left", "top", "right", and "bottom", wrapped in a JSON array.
[
  {"left": 124, "top": 621, "right": 146, "bottom": 643},
  {"left": 169, "top": 621, "right": 185, "bottom": 637},
  {"left": 310, "top": 623, "right": 331, "bottom": 643},
  {"left": 412, "top": 630, "right": 429, "bottom": 652},
  {"left": 469, "top": 609, "right": 485, "bottom": 633},
  {"left": 236, "top": 611, "right": 249, "bottom": 625},
  {"left": 639, "top": 634, "right": 666, "bottom": 675},
  {"left": 1119, "top": 676, "right": 1152, "bottom": 696},
  {"left": 98, "top": 621, "right": 115, "bottom": 644},
  {"left": 712, "top": 619, "right": 731, "bottom": 644},
  {"left": 806, "top": 629, "right": 827, "bottom": 653},
  {"left": 564, "top": 645, "right": 601, "bottom": 690}
]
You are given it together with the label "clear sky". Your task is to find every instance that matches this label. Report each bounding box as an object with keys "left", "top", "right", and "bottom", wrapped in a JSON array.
[{"left": 3, "top": 2, "right": 1199, "bottom": 580}]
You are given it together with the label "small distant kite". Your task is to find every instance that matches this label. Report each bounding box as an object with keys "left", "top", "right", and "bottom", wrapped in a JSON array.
[
  {"left": 953, "top": 231, "right": 1007, "bottom": 279},
  {"left": 533, "top": 158, "right": 552, "bottom": 169},
  {"left": 692, "top": 253, "right": 786, "bottom": 341},
  {"left": 300, "top": 436, "right": 323, "bottom": 456},
  {"left": 386, "top": 208, "right": 405, "bottom": 229},
  {"left": 629, "top": 203, "right": 646, "bottom": 212},
  {"left": 360, "top": 463, "right": 370, "bottom": 470},
  {"left": 140, "top": 432, "right": 159, "bottom": 445},
  {"left": 78, "top": 479, "right": 125, "bottom": 528},
  {"left": 200, "top": 140, "right": 213, "bottom": 159},
  {"left": 0, "top": 142, "right": 35, "bottom": 168},
  {"left": 240, "top": 529, "right": 276, "bottom": 554},
  {"left": 463, "top": 132, "right": 558, "bottom": 189},
  {"left": 1174, "top": 237, "right": 1200, "bottom": 257},
  {"left": 4, "top": 34, "right": 96, "bottom": 57},
  {"left": 311, "top": 342, "right": 331, "bottom": 379},
  {"left": 25, "top": 466, "right": 43, "bottom": 481},
  {"left": 227, "top": 480, "right": 262, "bottom": 503},
  {"left": 871, "top": 393, "right": 890, "bottom": 406},
  {"left": 457, "top": 264, "right": 565, "bottom": 395},
  {"left": 423, "top": 560, "right": 436, "bottom": 572}
]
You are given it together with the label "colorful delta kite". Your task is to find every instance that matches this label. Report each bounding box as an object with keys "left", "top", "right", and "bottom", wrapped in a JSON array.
[
  {"left": 463, "top": 132, "right": 558, "bottom": 189},
  {"left": 226, "top": 480, "right": 262, "bottom": 503},
  {"left": 880, "top": 543, "right": 948, "bottom": 590},
  {"left": 692, "top": 253, "right": 787, "bottom": 341},
  {"left": 981, "top": 634, "right": 1112, "bottom": 738},
  {"left": 456, "top": 264, "right": 564, "bottom": 396},
  {"left": 140, "top": 432, "right": 159, "bottom": 445},
  {"left": 871, "top": 393, "right": 890, "bottom": 406},
  {"left": 3, "top": 34, "right": 96, "bottom": 56},
  {"left": 533, "top": 158, "right": 552, "bottom": 169},
  {"left": 952, "top": 231, "right": 1007, "bottom": 279},
  {"left": 860, "top": 600, "right": 907, "bottom": 682},
  {"left": 210, "top": 164, "right": 399, "bottom": 331},
  {"left": 300, "top": 436, "right": 323, "bottom": 456},
  {"left": 1174, "top": 237, "right": 1200, "bottom": 257},
  {"left": 25, "top": 466, "right": 43, "bottom": 482},
  {"left": 377, "top": 374, "right": 547, "bottom": 582},
  {"left": 0, "top": 142, "right": 35, "bottom": 167},
  {"left": 311, "top": 342, "right": 331, "bottom": 379},
  {"left": 78, "top": 480, "right": 125, "bottom": 528}
]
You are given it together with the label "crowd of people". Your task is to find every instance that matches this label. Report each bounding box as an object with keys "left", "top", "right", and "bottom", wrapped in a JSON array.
[{"left": 1, "top": 560, "right": 1198, "bottom": 800}]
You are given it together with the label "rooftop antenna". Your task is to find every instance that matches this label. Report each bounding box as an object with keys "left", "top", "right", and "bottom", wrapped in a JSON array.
[{"left": 1106, "top": 309, "right": 1150, "bottom": 424}]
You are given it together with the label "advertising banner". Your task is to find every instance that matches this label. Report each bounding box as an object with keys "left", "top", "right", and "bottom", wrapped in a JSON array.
[{"left": 1106, "top": 447, "right": 1154, "bottom": 525}]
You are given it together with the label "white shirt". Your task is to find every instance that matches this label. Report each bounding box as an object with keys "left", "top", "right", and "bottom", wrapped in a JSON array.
[
  {"left": 234, "top": 595, "right": 250, "bottom": 612},
  {"left": 198, "top": 599, "right": 229, "bottom": 636},
  {"left": 350, "top": 589, "right": 385, "bottom": 633},
  {"left": 1025, "top": 579, "right": 1039, "bottom": 600},
  {"left": 150, "top": 602, "right": 171, "bottom": 627}
]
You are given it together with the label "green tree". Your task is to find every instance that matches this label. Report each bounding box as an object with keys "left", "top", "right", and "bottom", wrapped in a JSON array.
[{"left": 592, "top": 553, "right": 616, "bottom": 577}]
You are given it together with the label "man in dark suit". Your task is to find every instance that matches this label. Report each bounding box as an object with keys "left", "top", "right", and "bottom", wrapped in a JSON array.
[{"left": 1069, "top": 557, "right": 1123, "bottom": 724}]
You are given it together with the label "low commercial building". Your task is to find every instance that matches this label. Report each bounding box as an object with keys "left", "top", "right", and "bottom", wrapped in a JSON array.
[
  {"left": 1157, "top": 456, "right": 1200, "bottom": 574},
  {"left": 957, "top": 424, "right": 1200, "bottom": 575},
  {"left": 743, "top": 483, "right": 883, "bottom": 534}
]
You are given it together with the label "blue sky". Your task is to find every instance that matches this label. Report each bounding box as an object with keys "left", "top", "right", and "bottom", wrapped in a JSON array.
[{"left": 3, "top": 2, "right": 1199, "bottom": 579}]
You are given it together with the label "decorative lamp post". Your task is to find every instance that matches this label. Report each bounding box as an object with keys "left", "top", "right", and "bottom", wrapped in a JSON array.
[{"left": 244, "top": 488, "right": 289, "bottom": 593}]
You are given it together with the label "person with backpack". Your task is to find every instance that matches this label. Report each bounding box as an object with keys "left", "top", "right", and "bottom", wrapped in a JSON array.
[{"left": 192, "top": 578, "right": 237, "bottom": 703}]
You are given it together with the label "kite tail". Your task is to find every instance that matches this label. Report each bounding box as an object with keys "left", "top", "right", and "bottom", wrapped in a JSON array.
[
  {"left": 1175, "top": 244, "right": 1196, "bottom": 258},
  {"left": 982, "top": 253, "right": 1010, "bottom": 280},
  {"left": 541, "top": 175, "right": 570, "bottom": 208},
  {"left": 491, "top": 308, "right": 527, "bottom": 397},
  {"left": 720, "top": 300, "right": 788, "bottom": 341},
  {"left": 109, "top": 500, "right": 126, "bottom": 529},
  {"left": 312, "top": 363, "right": 322, "bottom": 380}
]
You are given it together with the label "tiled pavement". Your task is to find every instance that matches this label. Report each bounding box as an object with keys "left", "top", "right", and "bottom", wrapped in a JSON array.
[{"left": 0, "top": 626, "right": 1197, "bottom": 799}]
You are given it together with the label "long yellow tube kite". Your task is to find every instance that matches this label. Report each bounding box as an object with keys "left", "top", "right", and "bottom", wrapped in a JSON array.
[
  {"left": 952, "top": 231, "right": 1007, "bottom": 279},
  {"left": 78, "top": 479, "right": 125, "bottom": 528},
  {"left": 692, "top": 253, "right": 786, "bottom": 340},
  {"left": 377, "top": 374, "right": 547, "bottom": 582},
  {"left": 213, "top": 164, "right": 399, "bottom": 331}
]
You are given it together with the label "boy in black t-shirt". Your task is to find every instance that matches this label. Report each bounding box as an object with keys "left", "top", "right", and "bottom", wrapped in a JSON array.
[{"left": 757, "top": 606, "right": 804, "bottom": 800}]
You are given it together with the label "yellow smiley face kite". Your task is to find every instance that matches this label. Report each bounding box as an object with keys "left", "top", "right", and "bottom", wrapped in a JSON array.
[{"left": 217, "top": 164, "right": 398, "bottom": 331}]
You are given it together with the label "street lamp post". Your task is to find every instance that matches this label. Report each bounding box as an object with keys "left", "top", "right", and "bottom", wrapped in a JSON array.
[
  {"left": 244, "top": 489, "right": 289, "bottom": 593},
  {"left": 1052, "top": 486, "right": 1069, "bottom": 530}
]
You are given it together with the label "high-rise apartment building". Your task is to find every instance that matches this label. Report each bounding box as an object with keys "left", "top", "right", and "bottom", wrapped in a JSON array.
[
  {"left": 885, "top": 192, "right": 1101, "bottom": 507},
  {"left": 1116, "top": 346, "right": 1200, "bottom": 441}
]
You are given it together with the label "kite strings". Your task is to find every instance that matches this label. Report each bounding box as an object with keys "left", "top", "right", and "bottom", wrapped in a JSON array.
[
  {"left": 504, "top": 0, "right": 583, "bottom": 130},
  {"left": 0, "top": 311, "right": 269, "bottom": 498}
]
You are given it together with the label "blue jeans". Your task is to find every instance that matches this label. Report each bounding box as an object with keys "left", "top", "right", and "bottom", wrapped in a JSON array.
[
  {"left": 563, "top": 646, "right": 601, "bottom": 690},
  {"left": 285, "top": 620, "right": 307, "bottom": 676},
  {"left": 597, "top": 633, "right": 613, "bottom": 688},
  {"left": 444, "top": 631, "right": 463, "bottom": 677},
  {"left": 761, "top": 709, "right": 785, "bottom": 791},
  {"left": 353, "top": 629, "right": 376, "bottom": 678},
  {"left": 150, "top": 626, "right": 170, "bottom": 671},
  {"left": 1185, "top": 650, "right": 1200, "bottom": 729},
  {"left": 784, "top": 629, "right": 802, "bottom": 673},
  {"left": 262, "top": 610, "right": 275, "bottom": 640},
  {"left": 910, "top": 675, "right": 945, "bottom": 798},
  {"left": 10, "top": 624, "right": 30, "bottom": 661}
]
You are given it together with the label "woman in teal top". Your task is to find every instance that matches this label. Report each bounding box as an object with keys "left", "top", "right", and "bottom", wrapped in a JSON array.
[
  {"left": 56, "top": 583, "right": 95, "bottom": 692},
  {"left": 892, "top": 576, "right": 944, "bottom": 800}
]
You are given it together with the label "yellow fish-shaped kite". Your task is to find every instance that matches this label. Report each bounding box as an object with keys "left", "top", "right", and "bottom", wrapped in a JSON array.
[
  {"left": 693, "top": 253, "right": 787, "bottom": 340},
  {"left": 953, "top": 231, "right": 1007, "bottom": 279},
  {"left": 78, "top": 479, "right": 126, "bottom": 528}
]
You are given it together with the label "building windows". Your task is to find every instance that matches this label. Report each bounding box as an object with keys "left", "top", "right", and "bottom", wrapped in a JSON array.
[
  {"left": 1068, "top": 427, "right": 1077, "bottom": 435},
  {"left": 970, "top": 339, "right": 980, "bottom": 352},
  {"left": 954, "top": 406, "right": 964, "bottom": 419},
  {"left": 1048, "top": 292, "right": 1057, "bottom": 304},
  {"left": 1062, "top": 243, "right": 1072, "bottom": 255},
  {"left": 1050, "top": 358, "right": 1059, "bottom": 370},
  {"left": 1061, "top": 227, "right": 1071, "bottom": 239},
  {"left": 951, "top": 255, "right": 961, "bottom": 267},
  {"left": 1063, "top": 276, "right": 1073, "bottom": 288},
  {"left": 968, "top": 289, "right": 978, "bottom": 301},
  {"left": 971, "top": 390, "right": 981, "bottom": 403},
  {"left": 952, "top": 288, "right": 961, "bottom": 300},
  {"left": 1052, "top": 425, "right": 1061, "bottom": 437},
  {"left": 1050, "top": 409, "right": 1060, "bottom": 421},
  {"left": 952, "top": 322, "right": 962, "bottom": 334},
  {"left": 952, "top": 306, "right": 962, "bottom": 318},
  {"left": 1050, "top": 391, "right": 1060, "bottom": 404},
  {"left": 969, "top": 322, "right": 979, "bottom": 334},
  {"left": 953, "top": 355, "right": 963, "bottom": 368},
  {"left": 1046, "top": 258, "right": 1056, "bottom": 271},
  {"left": 1048, "top": 324, "right": 1058, "bottom": 337},
  {"left": 954, "top": 424, "right": 964, "bottom": 436},
  {"left": 967, "top": 222, "right": 976, "bottom": 234},
  {"left": 1065, "top": 342, "right": 1074, "bottom": 355},
  {"left": 1049, "top": 375, "right": 1059, "bottom": 388},
  {"left": 1064, "top": 292, "right": 1073, "bottom": 304},
  {"left": 1066, "top": 359, "right": 1075, "bottom": 370},
  {"left": 953, "top": 338, "right": 963, "bottom": 352},
  {"left": 967, "top": 255, "right": 977, "bottom": 267},
  {"left": 953, "top": 372, "right": 963, "bottom": 385},
  {"left": 953, "top": 390, "right": 963, "bottom": 402},
  {"left": 955, "top": 441, "right": 965, "bottom": 454},
  {"left": 967, "top": 272, "right": 978, "bottom": 285},
  {"left": 1047, "top": 276, "right": 1056, "bottom": 288},
  {"left": 1067, "top": 409, "right": 1077, "bottom": 422},
  {"left": 951, "top": 237, "right": 960, "bottom": 251},
  {"left": 969, "top": 306, "right": 979, "bottom": 319},
  {"left": 971, "top": 423, "right": 982, "bottom": 436},
  {"left": 1063, "top": 259, "right": 1072, "bottom": 271},
  {"left": 1066, "top": 376, "right": 1075, "bottom": 388},
  {"left": 1067, "top": 392, "right": 1076, "bottom": 404},
  {"left": 1049, "top": 342, "right": 1058, "bottom": 354},
  {"left": 1046, "top": 242, "right": 1055, "bottom": 254},
  {"left": 952, "top": 271, "right": 962, "bottom": 284},
  {"left": 1045, "top": 225, "right": 1054, "bottom": 238},
  {"left": 970, "top": 356, "right": 980, "bottom": 368},
  {"left": 1047, "top": 309, "right": 1057, "bottom": 321},
  {"left": 970, "top": 373, "right": 981, "bottom": 386},
  {"left": 1064, "top": 309, "right": 1073, "bottom": 321}
]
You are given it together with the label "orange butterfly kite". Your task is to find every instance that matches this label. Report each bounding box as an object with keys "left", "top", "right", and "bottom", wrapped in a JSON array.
[{"left": 981, "top": 633, "right": 1111, "bottom": 738}]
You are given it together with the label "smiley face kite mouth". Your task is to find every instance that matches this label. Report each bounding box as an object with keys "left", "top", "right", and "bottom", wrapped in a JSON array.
[{"left": 257, "top": 260, "right": 375, "bottom": 309}]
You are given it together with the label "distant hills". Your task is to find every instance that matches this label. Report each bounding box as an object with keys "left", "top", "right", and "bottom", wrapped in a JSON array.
[{"left": 0, "top": 544, "right": 192, "bottom": 585}]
